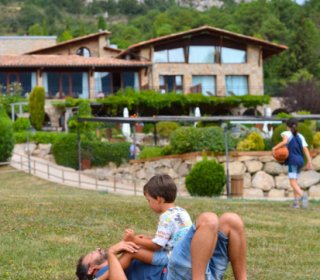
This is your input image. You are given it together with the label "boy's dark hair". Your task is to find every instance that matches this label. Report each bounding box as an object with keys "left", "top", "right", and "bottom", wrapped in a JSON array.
[
  {"left": 143, "top": 174, "right": 177, "bottom": 202},
  {"left": 76, "top": 256, "right": 93, "bottom": 280},
  {"left": 286, "top": 118, "right": 299, "bottom": 136}
]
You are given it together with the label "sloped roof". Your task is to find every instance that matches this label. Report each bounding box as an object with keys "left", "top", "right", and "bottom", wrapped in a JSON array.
[
  {"left": 0, "top": 55, "right": 151, "bottom": 68},
  {"left": 119, "top": 25, "right": 288, "bottom": 59},
  {"left": 26, "top": 31, "right": 111, "bottom": 54}
]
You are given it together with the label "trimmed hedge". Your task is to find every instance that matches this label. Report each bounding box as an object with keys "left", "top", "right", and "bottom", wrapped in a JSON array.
[
  {"left": 14, "top": 131, "right": 63, "bottom": 144},
  {"left": 52, "top": 133, "right": 130, "bottom": 170},
  {"left": 186, "top": 159, "right": 226, "bottom": 196},
  {"left": 0, "top": 105, "right": 15, "bottom": 162}
]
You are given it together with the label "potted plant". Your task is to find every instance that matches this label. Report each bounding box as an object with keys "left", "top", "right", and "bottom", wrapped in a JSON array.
[{"left": 81, "top": 150, "right": 92, "bottom": 170}]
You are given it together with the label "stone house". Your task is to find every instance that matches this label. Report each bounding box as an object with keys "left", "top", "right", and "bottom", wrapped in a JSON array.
[{"left": 0, "top": 26, "right": 287, "bottom": 127}]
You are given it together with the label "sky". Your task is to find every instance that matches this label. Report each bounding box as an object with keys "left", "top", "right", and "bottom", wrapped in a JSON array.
[{"left": 295, "top": 0, "right": 305, "bottom": 5}]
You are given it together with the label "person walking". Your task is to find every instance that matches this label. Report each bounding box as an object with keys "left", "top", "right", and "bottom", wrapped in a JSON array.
[{"left": 272, "top": 118, "right": 312, "bottom": 208}]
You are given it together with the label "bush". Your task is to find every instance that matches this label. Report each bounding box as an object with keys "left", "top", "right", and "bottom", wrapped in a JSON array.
[
  {"left": 156, "top": 122, "right": 180, "bottom": 138},
  {"left": 237, "top": 132, "right": 265, "bottom": 151},
  {"left": 52, "top": 133, "right": 79, "bottom": 169},
  {"left": 272, "top": 122, "right": 313, "bottom": 147},
  {"left": 52, "top": 134, "right": 130, "bottom": 170},
  {"left": 13, "top": 117, "right": 31, "bottom": 132},
  {"left": 83, "top": 141, "right": 130, "bottom": 167},
  {"left": 14, "top": 131, "right": 62, "bottom": 144},
  {"left": 170, "top": 126, "right": 236, "bottom": 154},
  {"left": 139, "top": 146, "right": 163, "bottom": 159},
  {"left": 185, "top": 159, "right": 225, "bottom": 197},
  {"left": 313, "top": 132, "right": 320, "bottom": 149},
  {"left": 29, "top": 86, "right": 45, "bottom": 130},
  {"left": 0, "top": 105, "right": 15, "bottom": 162},
  {"left": 197, "top": 127, "right": 236, "bottom": 152},
  {"left": 170, "top": 127, "right": 200, "bottom": 154}
]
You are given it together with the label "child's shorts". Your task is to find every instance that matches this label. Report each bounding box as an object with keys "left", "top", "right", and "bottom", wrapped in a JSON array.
[{"left": 288, "top": 165, "right": 302, "bottom": 179}]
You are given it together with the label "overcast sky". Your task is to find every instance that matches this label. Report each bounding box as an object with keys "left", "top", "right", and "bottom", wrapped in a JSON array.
[{"left": 295, "top": 0, "right": 305, "bottom": 5}]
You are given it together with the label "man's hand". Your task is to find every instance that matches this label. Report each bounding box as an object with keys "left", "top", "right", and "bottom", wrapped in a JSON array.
[
  {"left": 108, "top": 241, "right": 140, "bottom": 255},
  {"left": 123, "top": 229, "right": 135, "bottom": 241}
]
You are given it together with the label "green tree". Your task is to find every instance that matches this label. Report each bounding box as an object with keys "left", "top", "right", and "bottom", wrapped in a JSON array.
[
  {"left": 97, "top": 15, "right": 106, "bottom": 30},
  {"left": 28, "top": 86, "right": 45, "bottom": 131}
]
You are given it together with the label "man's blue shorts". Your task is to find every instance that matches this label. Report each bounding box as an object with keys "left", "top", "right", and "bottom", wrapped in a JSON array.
[{"left": 167, "top": 225, "right": 229, "bottom": 280}]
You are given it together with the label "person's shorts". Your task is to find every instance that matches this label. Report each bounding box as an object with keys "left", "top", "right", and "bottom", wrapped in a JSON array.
[
  {"left": 152, "top": 250, "right": 169, "bottom": 266},
  {"left": 288, "top": 165, "right": 302, "bottom": 179},
  {"left": 167, "top": 225, "right": 229, "bottom": 280}
]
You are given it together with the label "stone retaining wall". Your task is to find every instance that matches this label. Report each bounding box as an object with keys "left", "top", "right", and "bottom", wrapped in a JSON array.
[
  {"left": 14, "top": 143, "right": 320, "bottom": 198},
  {"left": 84, "top": 151, "right": 320, "bottom": 198}
]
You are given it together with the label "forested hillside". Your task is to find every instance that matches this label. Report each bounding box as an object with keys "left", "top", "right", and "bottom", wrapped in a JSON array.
[{"left": 0, "top": 0, "right": 319, "bottom": 96}]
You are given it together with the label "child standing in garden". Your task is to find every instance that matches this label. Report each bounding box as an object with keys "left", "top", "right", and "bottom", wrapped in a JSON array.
[{"left": 272, "top": 118, "right": 312, "bottom": 208}]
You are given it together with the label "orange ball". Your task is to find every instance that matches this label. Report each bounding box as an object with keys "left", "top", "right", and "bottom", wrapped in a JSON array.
[{"left": 273, "top": 146, "right": 289, "bottom": 162}]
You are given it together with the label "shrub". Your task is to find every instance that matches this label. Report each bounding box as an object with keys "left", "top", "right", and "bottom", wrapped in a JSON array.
[
  {"left": 170, "top": 127, "right": 200, "bottom": 154},
  {"left": 29, "top": 86, "right": 45, "bottom": 130},
  {"left": 237, "top": 132, "right": 265, "bottom": 151},
  {"left": 52, "top": 133, "right": 79, "bottom": 169},
  {"left": 139, "top": 146, "right": 163, "bottom": 159},
  {"left": 185, "top": 159, "right": 225, "bottom": 196},
  {"left": 0, "top": 104, "right": 15, "bottom": 162},
  {"left": 170, "top": 126, "right": 236, "bottom": 154},
  {"left": 313, "top": 132, "right": 320, "bottom": 149},
  {"left": 13, "top": 117, "right": 31, "bottom": 132},
  {"left": 197, "top": 127, "right": 236, "bottom": 152},
  {"left": 156, "top": 121, "right": 180, "bottom": 138},
  {"left": 83, "top": 141, "right": 130, "bottom": 167},
  {"left": 272, "top": 122, "right": 313, "bottom": 147}
]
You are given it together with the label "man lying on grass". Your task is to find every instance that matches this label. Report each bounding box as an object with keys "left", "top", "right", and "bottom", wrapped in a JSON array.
[{"left": 76, "top": 211, "right": 247, "bottom": 280}]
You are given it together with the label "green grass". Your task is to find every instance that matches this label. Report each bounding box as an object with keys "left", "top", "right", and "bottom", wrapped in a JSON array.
[{"left": 0, "top": 166, "right": 320, "bottom": 280}]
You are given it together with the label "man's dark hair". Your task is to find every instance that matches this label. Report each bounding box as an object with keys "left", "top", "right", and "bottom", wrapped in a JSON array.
[
  {"left": 143, "top": 174, "right": 177, "bottom": 202},
  {"left": 76, "top": 256, "right": 93, "bottom": 280}
]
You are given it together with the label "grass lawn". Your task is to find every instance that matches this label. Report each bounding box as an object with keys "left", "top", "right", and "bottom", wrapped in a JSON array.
[{"left": 1, "top": 166, "right": 320, "bottom": 280}]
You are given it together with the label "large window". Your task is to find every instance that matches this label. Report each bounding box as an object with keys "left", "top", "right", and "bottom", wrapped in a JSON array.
[
  {"left": 225, "top": 75, "right": 248, "bottom": 96},
  {"left": 0, "top": 72, "right": 36, "bottom": 96},
  {"left": 159, "top": 75, "right": 183, "bottom": 93},
  {"left": 43, "top": 72, "right": 89, "bottom": 99},
  {"left": 221, "top": 47, "right": 246, "bottom": 63},
  {"left": 154, "top": 48, "right": 184, "bottom": 63},
  {"left": 94, "top": 71, "right": 139, "bottom": 96},
  {"left": 191, "top": 76, "right": 216, "bottom": 96},
  {"left": 189, "top": 46, "right": 215, "bottom": 63}
]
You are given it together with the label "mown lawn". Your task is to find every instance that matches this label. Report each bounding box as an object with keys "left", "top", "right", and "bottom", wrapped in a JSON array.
[{"left": 0, "top": 166, "right": 320, "bottom": 280}]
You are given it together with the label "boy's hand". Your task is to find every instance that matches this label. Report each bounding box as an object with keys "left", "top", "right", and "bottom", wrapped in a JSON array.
[{"left": 123, "top": 229, "right": 135, "bottom": 241}]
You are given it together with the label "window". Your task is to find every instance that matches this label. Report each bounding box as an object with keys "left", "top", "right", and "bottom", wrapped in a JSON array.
[
  {"left": 123, "top": 72, "right": 139, "bottom": 90},
  {"left": 94, "top": 72, "right": 112, "bottom": 96},
  {"left": 154, "top": 48, "right": 184, "bottom": 63},
  {"left": 221, "top": 47, "right": 246, "bottom": 63},
  {"left": 0, "top": 72, "right": 36, "bottom": 96},
  {"left": 189, "top": 46, "right": 215, "bottom": 63},
  {"left": 43, "top": 72, "right": 89, "bottom": 99},
  {"left": 76, "top": 47, "right": 91, "bottom": 57},
  {"left": 225, "top": 75, "right": 248, "bottom": 96},
  {"left": 159, "top": 75, "right": 183, "bottom": 93},
  {"left": 192, "top": 76, "right": 216, "bottom": 96}
]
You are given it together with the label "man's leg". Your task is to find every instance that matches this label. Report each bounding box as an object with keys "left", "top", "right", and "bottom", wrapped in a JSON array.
[
  {"left": 219, "top": 213, "right": 247, "bottom": 280},
  {"left": 191, "top": 212, "right": 219, "bottom": 280}
]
